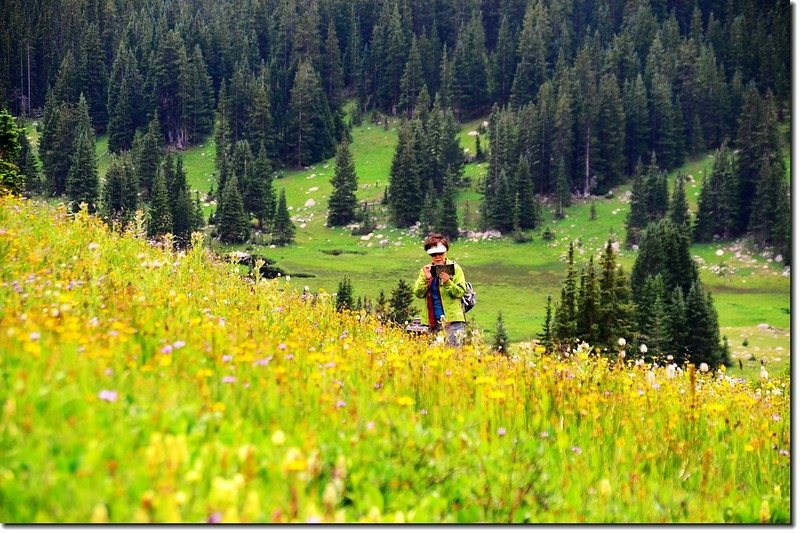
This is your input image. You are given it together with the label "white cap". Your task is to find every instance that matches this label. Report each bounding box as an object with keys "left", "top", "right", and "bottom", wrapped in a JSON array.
[{"left": 426, "top": 243, "right": 448, "bottom": 255}]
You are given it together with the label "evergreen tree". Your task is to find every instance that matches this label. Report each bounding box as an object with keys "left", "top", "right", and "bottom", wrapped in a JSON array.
[
  {"left": 214, "top": 82, "right": 232, "bottom": 193},
  {"left": 102, "top": 154, "right": 137, "bottom": 225},
  {"left": 552, "top": 242, "right": 578, "bottom": 347},
  {"left": 399, "top": 37, "right": 424, "bottom": 117},
  {"left": 624, "top": 75, "right": 650, "bottom": 175},
  {"left": 217, "top": 174, "right": 250, "bottom": 244},
  {"left": 510, "top": 1, "right": 551, "bottom": 107},
  {"left": 16, "top": 123, "right": 42, "bottom": 193},
  {"left": 625, "top": 161, "right": 647, "bottom": 247},
  {"left": 323, "top": 20, "right": 344, "bottom": 106},
  {"left": 538, "top": 295, "right": 554, "bottom": 351},
  {"left": 288, "top": 60, "right": 336, "bottom": 166},
  {"left": 576, "top": 256, "right": 600, "bottom": 346},
  {"left": 327, "top": 139, "right": 359, "bottom": 226},
  {"left": 147, "top": 170, "right": 172, "bottom": 238},
  {"left": 668, "top": 174, "right": 691, "bottom": 235},
  {"left": 438, "top": 178, "right": 459, "bottom": 241},
  {"left": 748, "top": 158, "right": 789, "bottom": 251},
  {"left": 554, "top": 157, "right": 571, "bottom": 220},
  {"left": 388, "top": 279, "right": 415, "bottom": 325},
  {"left": 684, "top": 282, "right": 727, "bottom": 368},
  {"left": 451, "top": 11, "right": 489, "bottom": 117},
  {"left": 336, "top": 276, "right": 354, "bottom": 311},
  {"left": 375, "top": 289, "right": 388, "bottom": 320},
  {"left": 419, "top": 187, "right": 439, "bottom": 237},
  {"left": 594, "top": 73, "right": 626, "bottom": 192},
  {"left": 136, "top": 115, "right": 163, "bottom": 198},
  {"left": 371, "top": 1, "right": 406, "bottom": 112},
  {"left": 0, "top": 110, "right": 23, "bottom": 195},
  {"left": 186, "top": 45, "right": 215, "bottom": 140},
  {"left": 388, "top": 123, "right": 421, "bottom": 227},
  {"left": 489, "top": 15, "right": 517, "bottom": 106},
  {"left": 493, "top": 312, "right": 510, "bottom": 354},
  {"left": 65, "top": 98, "right": 99, "bottom": 212},
  {"left": 170, "top": 156, "right": 194, "bottom": 248},
  {"left": 77, "top": 24, "right": 108, "bottom": 132},
  {"left": 249, "top": 74, "right": 275, "bottom": 161},
  {"left": 272, "top": 188, "right": 295, "bottom": 245},
  {"left": 515, "top": 155, "right": 539, "bottom": 229},
  {"left": 251, "top": 143, "right": 275, "bottom": 229}
]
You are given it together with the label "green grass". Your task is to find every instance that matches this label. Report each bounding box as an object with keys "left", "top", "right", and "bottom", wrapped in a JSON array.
[{"left": 21, "top": 114, "right": 790, "bottom": 380}]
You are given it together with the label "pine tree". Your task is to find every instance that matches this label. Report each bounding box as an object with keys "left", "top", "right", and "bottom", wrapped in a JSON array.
[
  {"left": 65, "top": 97, "right": 99, "bottom": 212},
  {"left": 388, "top": 279, "right": 415, "bottom": 325},
  {"left": 336, "top": 276, "right": 354, "bottom": 311},
  {"left": 419, "top": 187, "right": 439, "bottom": 237},
  {"left": 510, "top": 2, "right": 551, "bottom": 108},
  {"left": 77, "top": 24, "right": 108, "bottom": 132},
  {"left": 438, "top": 178, "right": 459, "bottom": 241},
  {"left": 388, "top": 123, "right": 421, "bottom": 227},
  {"left": 251, "top": 143, "right": 275, "bottom": 229},
  {"left": 272, "top": 188, "right": 295, "bottom": 245},
  {"left": 451, "top": 11, "right": 489, "bottom": 117},
  {"left": 489, "top": 15, "right": 517, "bottom": 106},
  {"left": 624, "top": 75, "right": 650, "bottom": 175},
  {"left": 170, "top": 156, "right": 194, "bottom": 248},
  {"left": 748, "top": 158, "right": 789, "bottom": 250},
  {"left": 625, "top": 160, "right": 648, "bottom": 246},
  {"left": 371, "top": 1, "right": 406, "bottom": 112},
  {"left": 668, "top": 174, "right": 691, "bottom": 235},
  {"left": 323, "top": 20, "right": 344, "bottom": 106},
  {"left": 327, "top": 139, "right": 358, "bottom": 226},
  {"left": 248, "top": 74, "right": 275, "bottom": 161},
  {"left": 0, "top": 110, "right": 23, "bottom": 195},
  {"left": 147, "top": 170, "right": 172, "bottom": 238},
  {"left": 594, "top": 73, "right": 626, "bottom": 192},
  {"left": 552, "top": 242, "right": 578, "bottom": 347},
  {"left": 515, "top": 155, "right": 539, "bottom": 229},
  {"left": 493, "top": 312, "right": 510, "bottom": 354},
  {"left": 187, "top": 45, "right": 215, "bottom": 140},
  {"left": 375, "top": 289, "right": 387, "bottom": 320},
  {"left": 576, "top": 256, "right": 600, "bottom": 346},
  {"left": 684, "top": 282, "right": 726, "bottom": 368},
  {"left": 288, "top": 59, "right": 336, "bottom": 166},
  {"left": 214, "top": 81, "right": 232, "bottom": 193},
  {"left": 538, "top": 295, "right": 554, "bottom": 351},
  {"left": 554, "top": 157, "right": 571, "bottom": 220},
  {"left": 102, "top": 154, "right": 137, "bottom": 225},
  {"left": 645, "top": 155, "right": 668, "bottom": 222},
  {"left": 399, "top": 37, "right": 424, "bottom": 117},
  {"left": 16, "top": 123, "right": 41, "bottom": 193},
  {"left": 217, "top": 174, "right": 250, "bottom": 244},
  {"left": 136, "top": 115, "right": 163, "bottom": 198}
]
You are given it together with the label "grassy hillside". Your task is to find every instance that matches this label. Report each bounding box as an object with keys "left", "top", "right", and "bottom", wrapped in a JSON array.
[
  {"left": 22, "top": 115, "right": 790, "bottom": 381},
  {"left": 0, "top": 196, "right": 789, "bottom": 523}
]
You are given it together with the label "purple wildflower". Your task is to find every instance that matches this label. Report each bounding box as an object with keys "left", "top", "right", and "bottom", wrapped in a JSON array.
[
  {"left": 104, "top": 368, "right": 113, "bottom": 376},
  {"left": 780, "top": 450, "right": 790, "bottom": 457},
  {"left": 161, "top": 344, "right": 173, "bottom": 354},
  {"left": 278, "top": 343, "right": 287, "bottom": 350},
  {"left": 29, "top": 332, "right": 40, "bottom": 341},
  {"left": 172, "top": 340, "right": 186, "bottom": 349},
  {"left": 366, "top": 421, "right": 375, "bottom": 431},
  {"left": 497, "top": 427, "right": 506, "bottom": 437},
  {"left": 222, "top": 376, "right": 235, "bottom": 383},
  {"left": 336, "top": 400, "right": 347, "bottom": 408},
  {"left": 571, "top": 446, "right": 583, "bottom": 455},
  {"left": 324, "top": 361, "right": 335, "bottom": 369},
  {"left": 222, "top": 354, "right": 233, "bottom": 363},
  {"left": 207, "top": 513, "right": 222, "bottom": 524},
  {"left": 98, "top": 390, "right": 118, "bottom": 402},
  {"left": 255, "top": 357, "right": 272, "bottom": 366}
]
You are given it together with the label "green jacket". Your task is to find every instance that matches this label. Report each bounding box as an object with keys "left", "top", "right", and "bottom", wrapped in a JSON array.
[{"left": 413, "top": 260, "right": 467, "bottom": 327}]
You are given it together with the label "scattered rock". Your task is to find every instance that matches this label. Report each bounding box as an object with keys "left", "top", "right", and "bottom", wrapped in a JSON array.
[
  {"left": 757, "top": 323, "right": 771, "bottom": 330},
  {"left": 304, "top": 198, "right": 316, "bottom": 208}
]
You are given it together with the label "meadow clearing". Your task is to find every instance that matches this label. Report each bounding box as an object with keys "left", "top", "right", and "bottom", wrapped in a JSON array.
[
  {"left": 0, "top": 195, "right": 790, "bottom": 522},
  {"left": 85, "top": 111, "right": 791, "bottom": 382}
]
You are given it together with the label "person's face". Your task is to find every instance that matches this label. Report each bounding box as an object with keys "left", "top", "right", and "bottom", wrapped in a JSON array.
[{"left": 430, "top": 250, "right": 447, "bottom": 265}]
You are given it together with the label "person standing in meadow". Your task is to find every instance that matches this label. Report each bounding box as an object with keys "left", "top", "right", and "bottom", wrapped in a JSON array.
[{"left": 413, "top": 233, "right": 468, "bottom": 346}]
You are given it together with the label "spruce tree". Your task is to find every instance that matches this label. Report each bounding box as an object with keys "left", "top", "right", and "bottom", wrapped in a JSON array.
[
  {"left": 214, "top": 81, "right": 232, "bottom": 193},
  {"left": 0, "top": 110, "right": 23, "bottom": 195},
  {"left": 538, "top": 295, "right": 554, "bottom": 351},
  {"left": 249, "top": 76, "right": 275, "bottom": 161},
  {"left": 136, "top": 115, "right": 163, "bottom": 198},
  {"left": 323, "top": 20, "right": 344, "bottom": 106},
  {"left": 272, "top": 189, "right": 295, "bottom": 245},
  {"left": 594, "top": 73, "right": 626, "bottom": 192},
  {"left": 65, "top": 98, "right": 99, "bottom": 212},
  {"left": 625, "top": 159, "right": 648, "bottom": 246},
  {"left": 288, "top": 60, "right": 336, "bottom": 166},
  {"left": 107, "top": 72, "right": 136, "bottom": 153},
  {"left": 419, "top": 188, "right": 439, "bottom": 237},
  {"left": 327, "top": 139, "right": 358, "bottom": 226},
  {"left": 147, "top": 170, "right": 173, "bottom": 238},
  {"left": 668, "top": 174, "right": 691, "bottom": 236},
  {"left": 748, "top": 158, "right": 789, "bottom": 250},
  {"left": 217, "top": 174, "right": 250, "bottom": 244},
  {"left": 102, "top": 155, "right": 137, "bottom": 225},
  {"left": 388, "top": 279, "right": 415, "bottom": 325},
  {"left": 251, "top": 143, "right": 275, "bottom": 229},
  {"left": 510, "top": 2, "right": 550, "bottom": 107},
  {"left": 684, "top": 282, "right": 726, "bottom": 369},
  {"left": 438, "top": 178, "right": 460, "bottom": 241},
  {"left": 388, "top": 123, "right": 421, "bottom": 227},
  {"left": 16, "top": 123, "right": 41, "bottom": 193},
  {"left": 451, "top": 12, "right": 489, "bottom": 116},
  {"left": 493, "top": 312, "right": 510, "bottom": 354},
  {"left": 399, "top": 37, "right": 424, "bottom": 117},
  {"left": 335, "top": 276, "right": 354, "bottom": 311}
]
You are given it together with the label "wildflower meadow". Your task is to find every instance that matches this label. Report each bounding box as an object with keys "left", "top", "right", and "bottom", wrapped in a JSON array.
[{"left": 0, "top": 196, "right": 790, "bottom": 523}]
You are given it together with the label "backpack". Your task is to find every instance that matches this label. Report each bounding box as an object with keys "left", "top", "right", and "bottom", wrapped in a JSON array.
[{"left": 461, "top": 281, "right": 476, "bottom": 313}]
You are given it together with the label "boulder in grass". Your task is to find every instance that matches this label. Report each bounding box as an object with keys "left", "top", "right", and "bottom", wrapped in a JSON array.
[{"left": 304, "top": 198, "right": 316, "bottom": 208}]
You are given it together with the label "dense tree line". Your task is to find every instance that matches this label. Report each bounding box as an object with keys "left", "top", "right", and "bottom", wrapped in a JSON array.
[{"left": 542, "top": 235, "right": 728, "bottom": 369}]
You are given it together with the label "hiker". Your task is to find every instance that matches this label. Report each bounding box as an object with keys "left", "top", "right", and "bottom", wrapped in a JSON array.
[{"left": 413, "top": 233, "right": 468, "bottom": 346}]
